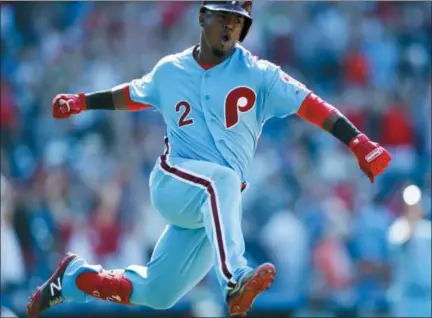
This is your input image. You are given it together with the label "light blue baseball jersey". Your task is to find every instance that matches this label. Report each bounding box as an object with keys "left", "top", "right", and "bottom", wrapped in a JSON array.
[{"left": 128, "top": 44, "right": 311, "bottom": 182}]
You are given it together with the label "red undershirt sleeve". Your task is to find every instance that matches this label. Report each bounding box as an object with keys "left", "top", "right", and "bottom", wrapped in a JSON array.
[{"left": 122, "top": 85, "right": 152, "bottom": 112}]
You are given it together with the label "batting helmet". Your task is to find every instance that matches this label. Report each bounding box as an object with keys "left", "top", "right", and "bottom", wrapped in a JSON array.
[{"left": 201, "top": 1, "right": 253, "bottom": 42}]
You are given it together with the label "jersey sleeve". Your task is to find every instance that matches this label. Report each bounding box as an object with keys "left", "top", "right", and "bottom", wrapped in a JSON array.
[
  {"left": 127, "top": 60, "right": 163, "bottom": 110},
  {"left": 261, "top": 62, "right": 311, "bottom": 120}
]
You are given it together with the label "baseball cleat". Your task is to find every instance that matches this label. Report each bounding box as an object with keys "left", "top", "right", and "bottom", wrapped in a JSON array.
[
  {"left": 27, "top": 253, "right": 78, "bottom": 318},
  {"left": 227, "top": 263, "right": 276, "bottom": 316}
]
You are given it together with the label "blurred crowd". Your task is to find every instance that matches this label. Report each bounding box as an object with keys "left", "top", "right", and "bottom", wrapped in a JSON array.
[{"left": 1, "top": 1, "right": 431, "bottom": 317}]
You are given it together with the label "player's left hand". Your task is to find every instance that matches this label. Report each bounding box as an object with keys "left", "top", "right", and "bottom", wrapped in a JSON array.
[
  {"left": 52, "top": 93, "right": 86, "bottom": 119},
  {"left": 349, "top": 134, "right": 391, "bottom": 183}
]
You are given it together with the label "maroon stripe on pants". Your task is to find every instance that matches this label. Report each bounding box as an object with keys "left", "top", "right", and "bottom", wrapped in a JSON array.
[{"left": 159, "top": 139, "right": 234, "bottom": 286}]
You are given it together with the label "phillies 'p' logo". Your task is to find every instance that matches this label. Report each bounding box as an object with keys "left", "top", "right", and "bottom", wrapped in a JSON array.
[{"left": 224, "top": 86, "right": 256, "bottom": 129}]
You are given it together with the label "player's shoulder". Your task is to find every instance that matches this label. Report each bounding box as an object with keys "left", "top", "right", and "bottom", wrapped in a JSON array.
[
  {"left": 235, "top": 45, "right": 280, "bottom": 72},
  {"left": 153, "top": 46, "right": 195, "bottom": 72},
  {"left": 255, "top": 57, "right": 281, "bottom": 74}
]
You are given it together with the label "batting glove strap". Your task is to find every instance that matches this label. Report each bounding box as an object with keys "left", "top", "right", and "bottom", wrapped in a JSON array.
[{"left": 348, "top": 133, "right": 369, "bottom": 151}]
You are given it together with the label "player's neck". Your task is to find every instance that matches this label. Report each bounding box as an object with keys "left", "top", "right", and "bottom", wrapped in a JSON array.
[{"left": 195, "top": 42, "right": 234, "bottom": 66}]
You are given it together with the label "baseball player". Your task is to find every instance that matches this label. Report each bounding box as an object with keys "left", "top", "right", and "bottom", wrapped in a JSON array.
[{"left": 27, "top": 2, "right": 392, "bottom": 317}]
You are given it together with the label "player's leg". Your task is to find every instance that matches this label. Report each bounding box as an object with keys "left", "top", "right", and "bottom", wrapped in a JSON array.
[
  {"left": 159, "top": 149, "right": 275, "bottom": 315},
  {"left": 27, "top": 225, "right": 213, "bottom": 318},
  {"left": 125, "top": 225, "right": 213, "bottom": 308},
  {"left": 157, "top": 154, "right": 249, "bottom": 287}
]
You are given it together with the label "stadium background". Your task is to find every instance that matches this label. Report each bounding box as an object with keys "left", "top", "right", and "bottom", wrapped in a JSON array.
[{"left": 1, "top": 1, "right": 431, "bottom": 317}]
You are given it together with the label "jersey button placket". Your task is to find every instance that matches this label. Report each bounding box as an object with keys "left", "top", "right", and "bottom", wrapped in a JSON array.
[
  {"left": 202, "top": 71, "right": 211, "bottom": 102},
  {"left": 201, "top": 72, "right": 220, "bottom": 147}
]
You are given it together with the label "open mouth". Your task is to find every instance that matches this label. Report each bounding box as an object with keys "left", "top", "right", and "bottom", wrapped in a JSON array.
[{"left": 221, "top": 34, "right": 231, "bottom": 45}]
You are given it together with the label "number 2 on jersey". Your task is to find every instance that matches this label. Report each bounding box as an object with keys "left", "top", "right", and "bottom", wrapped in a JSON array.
[
  {"left": 176, "top": 101, "right": 194, "bottom": 127},
  {"left": 175, "top": 87, "right": 256, "bottom": 129}
]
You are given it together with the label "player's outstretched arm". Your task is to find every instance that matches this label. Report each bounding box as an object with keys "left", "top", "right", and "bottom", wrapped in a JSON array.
[
  {"left": 52, "top": 84, "right": 151, "bottom": 119},
  {"left": 296, "top": 93, "right": 392, "bottom": 183}
]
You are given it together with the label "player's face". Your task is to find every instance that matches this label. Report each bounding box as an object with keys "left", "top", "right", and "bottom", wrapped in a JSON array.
[{"left": 202, "top": 11, "right": 245, "bottom": 57}]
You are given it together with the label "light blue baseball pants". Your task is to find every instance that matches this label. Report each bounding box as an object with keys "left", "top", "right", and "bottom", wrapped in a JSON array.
[{"left": 61, "top": 146, "right": 251, "bottom": 309}]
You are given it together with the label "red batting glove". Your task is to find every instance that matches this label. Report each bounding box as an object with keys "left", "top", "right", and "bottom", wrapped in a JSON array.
[
  {"left": 52, "top": 93, "right": 87, "bottom": 119},
  {"left": 349, "top": 134, "right": 392, "bottom": 183}
]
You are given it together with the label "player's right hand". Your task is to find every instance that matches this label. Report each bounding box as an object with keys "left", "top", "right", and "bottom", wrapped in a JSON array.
[{"left": 52, "top": 93, "right": 86, "bottom": 119}]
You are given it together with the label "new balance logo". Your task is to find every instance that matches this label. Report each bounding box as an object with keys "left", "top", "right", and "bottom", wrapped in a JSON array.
[{"left": 50, "top": 277, "right": 62, "bottom": 296}]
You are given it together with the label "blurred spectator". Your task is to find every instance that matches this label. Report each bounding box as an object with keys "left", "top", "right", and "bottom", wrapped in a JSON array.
[
  {"left": 1, "top": 175, "right": 25, "bottom": 291},
  {"left": 312, "top": 198, "right": 357, "bottom": 316},
  {"left": 352, "top": 198, "right": 393, "bottom": 315},
  {"left": 260, "top": 209, "right": 309, "bottom": 310},
  {"left": 386, "top": 185, "right": 431, "bottom": 317}
]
